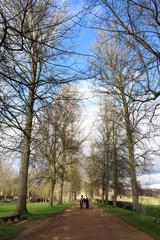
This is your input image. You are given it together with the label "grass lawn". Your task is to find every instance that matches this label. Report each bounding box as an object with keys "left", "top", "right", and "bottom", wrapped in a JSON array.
[
  {"left": 0, "top": 202, "right": 71, "bottom": 218},
  {"left": 117, "top": 196, "right": 160, "bottom": 205},
  {"left": 0, "top": 204, "right": 16, "bottom": 218},
  {"left": 0, "top": 224, "right": 24, "bottom": 240},
  {"left": 0, "top": 202, "right": 71, "bottom": 240},
  {"left": 27, "top": 202, "right": 72, "bottom": 219},
  {"left": 97, "top": 203, "right": 160, "bottom": 240},
  {"left": 139, "top": 196, "right": 160, "bottom": 205}
]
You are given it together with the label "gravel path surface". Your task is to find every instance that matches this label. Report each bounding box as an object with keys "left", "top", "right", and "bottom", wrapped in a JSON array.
[{"left": 13, "top": 204, "right": 153, "bottom": 240}]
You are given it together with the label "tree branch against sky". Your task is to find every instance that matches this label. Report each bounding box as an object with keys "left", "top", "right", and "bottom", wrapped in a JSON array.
[
  {"left": 1, "top": 0, "right": 160, "bottom": 213},
  {"left": 89, "top": 29, "right": 160, "bottom": 210},
  {"left": 86, "top": 0, "right": 160, "bottom": 104},
  {"left": 0, "top": 0, "right": 87, "bottom": 215}
]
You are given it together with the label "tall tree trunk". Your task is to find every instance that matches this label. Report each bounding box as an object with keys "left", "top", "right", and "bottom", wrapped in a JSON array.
[
  {"left": 58, "top": 175, "right": 64, "bottom": 204},
  {"left": 90, "top": 188, "right": 94, "bottom": 199},
  {"left": 104, "top": 138, "right": 110, "bottom": 204},
  {"left": 129, "top": 143, "right": 139, "bottom": 211},
  {"left": 105, "top": 182, "right": 109, "bottom": 203},
  {"left": 102, "top": 183, "right": 105, "bottom": 203},
  {"left": 125, "top": 114, "right": 139, "bottom": 211},
  {"left": 113, "top": 188, "right": 117, "bottom": 207},
  {"left": 105, "top": 190, "right": 108, "bottom": 203},
  {"left": 74, "top": 192, "right": 77, "bottom": 200},
  {"left": 15, "top": 55, "right": 37, "bottom": 215},
  {"left": 15, "top": 88, "right": 35, "bottom": 214},
  {"left": 121, "top": 90, "right": 139, "bottom": 211},
  {"left": 69, "top": 181, "right": 72, "bottom": 203},
  {"left": 113, "top": 156, "right": 118, "bottom": 207},
  {"left": 113, "top": 138, "right": 118, "bottom": 207},
  {"left": 49, "top": 179, "right": 55, "bottom": 208}
]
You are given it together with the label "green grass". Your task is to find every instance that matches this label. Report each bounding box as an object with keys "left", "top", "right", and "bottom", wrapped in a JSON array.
[
  {"left": 0, "top": 224, "right": 24, "bottom": 240},
  {"left": 27, "top": 202, "right": 72, "bottom": 219},
  {"left": 117, "top": 196, "right": 160, "bottom": 205},
  {"left": 0, "top": 204, "right": 16, "bottom": 217},
  {"left": 139, "top": 196, "right": 160, "bottom": 205},
  {"left": 0, "top": 202, "right": 71, "bottom": 218},
  {"left": 0, "top": 202, "right": 72, "bottom": 240},
  {"left": 147, "top": 205, "right": 160, "bottom": 212},
  {"left": 112, "top": 196, "right": 160, "bottom": 218},
  {"left": 97, "top": 203, "right": 160, "bottom": 240}
]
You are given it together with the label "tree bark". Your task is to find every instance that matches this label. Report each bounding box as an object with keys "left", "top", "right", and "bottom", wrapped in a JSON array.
[
  {"left": 49, "top": 179, "right": 55, "bottom": 208},
  {"left": 121, "top": 90, "right": 139, "bottom": 211},
  {"left": 125, "top": 115, "right": 139, "bottom": 211},
  {"left": 15, "top": 87, "right": 35, "bottom": 214},
  {"left": 105, "top": 181, "right": 109, "bottom": 203},
  {"left": 113, "top": 188, "right": 117, "bottom": 207},
  {"left": 90, "top": 188, "right": 94, "bottom": 199},
  {"left": 113, "top": 137, "right": 118, "bottom": 207},
  {"left": 15, "top": 53, "right": 37, "bottom": 215},
  {"left": 58, "top": 175, "right": 64, "bottom": 204},
  {"left": 102, "top": 183, "right": 105, "bottom": 203},
  {"left": 74, "top": 192, "right": 77, "bottom": 200},
  {"left": 69, "top": 181, "right": 72, "bottom": 203}
]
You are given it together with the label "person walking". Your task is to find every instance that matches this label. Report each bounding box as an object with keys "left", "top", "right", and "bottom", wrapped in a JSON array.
[
  {"left": 83, "top": 196, "right": 86, "bottom": 207},
  {"left": 80, "top": 195, "right": 84, "bottom": 209},
  {"left": 85, "top": 196, "right": 89, "bottom": 209}
]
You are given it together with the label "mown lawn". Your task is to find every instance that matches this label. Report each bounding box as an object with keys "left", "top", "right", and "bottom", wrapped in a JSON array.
[
  {"left": 0, "top": 203, "right": 16, "bottom": 218},
  {"left": 0, "top": 202, "right": 71, "bottom": 240},
  {"left": 28, "top": 202, "right": 72, "bottom": 219},
  {"left": 117, "top": 196, "right": 160, "bottom": 205},
  {"left": 0, "top": 202, "right": 71, "bottom": 218},
  {"left": 97, "top": 203, "right": 160, "bottom": 240}
]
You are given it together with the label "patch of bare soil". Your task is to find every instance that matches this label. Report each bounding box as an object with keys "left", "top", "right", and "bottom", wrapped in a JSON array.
[{"left": 13, "top": 205, "right": 153, "bottom": 240}]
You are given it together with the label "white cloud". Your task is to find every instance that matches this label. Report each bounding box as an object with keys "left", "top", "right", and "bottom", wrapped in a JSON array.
[
  {"left": 78, "top": 80, "right": 100, "bottom": 154},
  {"left": 138, "top": 173, "right": 160, "bottom": 189}
]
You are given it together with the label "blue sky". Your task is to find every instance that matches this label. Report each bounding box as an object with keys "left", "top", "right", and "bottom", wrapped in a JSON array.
[
  {"left": 69, "top": 0, "right": 160, "bottom": 189},
  {"left": 8, "top": 0, "right": 160, "bottom": 189},
  {"left": 70, "top": 0, "right": 96, "bottom": 54}
]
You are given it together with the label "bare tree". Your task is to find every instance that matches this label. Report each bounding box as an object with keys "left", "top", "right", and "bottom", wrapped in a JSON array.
[
  {"left": 0, "top": 0, "right": 34, "bottom": 50},
  {"left": 56, "top": 87, "right": 82, "bottom": 204},
  {"left": 86, "top": 106, "right": 113, "bottom": 203},
  {"left": 87, "top": 148, "right": 101, "bottom": 199},
  {"left": 69, "top": 163, "right": 81, "bottom": 201},
  {"left": 32, "top": 104, "right": 62, "bottom": 207},
  {"left": 91, "top": 32, "right": 152, "bottom": 210},
  {"left": 0, "top": 0, "right": 80, "bottom": 215},
  {"left": 88, "top": 0, "right": 160, "bottom": 105},
  {"left": 0, "top": 157, "right": 18, "bottom": 199},
  {"left": 31, "top": 86, "right": 82, "bottom": 206}
]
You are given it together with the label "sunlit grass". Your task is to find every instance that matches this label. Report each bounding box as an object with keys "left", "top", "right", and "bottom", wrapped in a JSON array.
[
  {"left": 0, "top": 202, "right": 71, "bottom": 218},
  {"left": 116, "top": 196, "right": 160, "bottom": 205},
  {"left": 27, "top": 202, "right": 72, "bottom": 219},
  {"left": 0, "top": 203, "right": 16, "bottom": 217},
  {"left": 0, "top": 202, "right": 71, "bottom": 240}
]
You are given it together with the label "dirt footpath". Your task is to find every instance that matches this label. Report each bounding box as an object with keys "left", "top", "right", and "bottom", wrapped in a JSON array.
[{"left": 14, "top": 205, "right": 153, "bottom": 240}]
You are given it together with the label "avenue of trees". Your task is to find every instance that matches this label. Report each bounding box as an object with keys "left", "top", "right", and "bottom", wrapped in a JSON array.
[
  {"left": 86, "top": 0, "right": 160, "bottom": 211},
  {"left": 32, "top": 87, "right": 82, "bottom": 207},
  {"left": 0, "top": 0, "right": 160, "bottom": 215},
  {"left": 0, "top": 0, "right": 82, "bottom": 215},
  {"left": 87, "top": 100, "right": 127, "bottom": 207}
]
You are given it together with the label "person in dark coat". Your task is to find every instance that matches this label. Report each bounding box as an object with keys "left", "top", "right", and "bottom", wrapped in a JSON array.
[
  {"left": 80, "top": 195, "right": 84, "bottom": 209},
  {"left": 83, "top": 197, "right": 86, "bottom": 206},
  {"left": 85, "top": 196, "right": 89, "bottom": 208}
]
